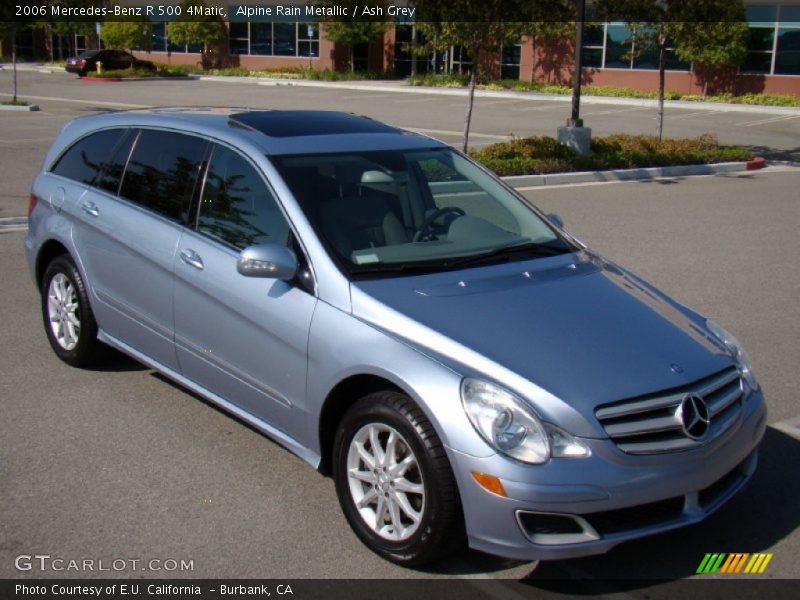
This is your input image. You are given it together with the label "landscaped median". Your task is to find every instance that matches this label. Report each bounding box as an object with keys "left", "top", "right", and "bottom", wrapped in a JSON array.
[
  {"left": 409, "top": 73, "right": 800, "bottom": 108},
  {"left": 79, "top": 64, "right": 196, "bottom": 82},
  {"left": 470, "top": 134, "right": 757, "bottom": 178}
]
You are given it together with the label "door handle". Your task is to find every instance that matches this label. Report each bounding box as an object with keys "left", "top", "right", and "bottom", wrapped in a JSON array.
[
  {"left": 179, "top": 248, "right": 204, "bottom": 270},
  {"left": 80, "top": 200, "right": 99, "bottom": 217}
]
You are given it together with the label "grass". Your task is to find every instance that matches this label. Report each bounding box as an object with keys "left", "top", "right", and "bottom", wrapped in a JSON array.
[
  {"left": 470, "top": 133, "right": 753, "bottom": 177},
  {"left": 408, "top": 73, "right": 800, "bottom": 107},
  {"left": 1, "top": 99, "right": 31, "bottom": 106}
]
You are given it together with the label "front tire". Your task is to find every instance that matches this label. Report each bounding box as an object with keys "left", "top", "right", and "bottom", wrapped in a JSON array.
[
  {"left": 333, "top": 391, "right": 465, "bottom": 566},
  {"left": 41, "top": 254, "right": 103, "bottom": 367}
]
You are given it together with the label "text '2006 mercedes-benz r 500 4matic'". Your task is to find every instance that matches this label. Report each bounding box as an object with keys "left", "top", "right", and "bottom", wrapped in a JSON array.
[{"left": 25, "top": 109, "right": 766, "bottom": 566}]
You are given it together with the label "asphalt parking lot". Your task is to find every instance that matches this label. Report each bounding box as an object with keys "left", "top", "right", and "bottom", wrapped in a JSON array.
[{"left": 1, "top": 69, "right": 799, "bottom": 589}]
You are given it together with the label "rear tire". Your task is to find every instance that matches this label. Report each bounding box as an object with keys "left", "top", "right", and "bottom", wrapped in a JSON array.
[
  {"left": 41, "top": 254, "right": 103, "bottom": 367},
  {"left": 333, "top": 391, "right": 465, "bottom": 566}
]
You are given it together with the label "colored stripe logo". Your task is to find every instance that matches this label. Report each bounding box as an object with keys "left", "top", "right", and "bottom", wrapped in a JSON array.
[{"left": 696, "top": 553, "right": 773, "bottom": 574}]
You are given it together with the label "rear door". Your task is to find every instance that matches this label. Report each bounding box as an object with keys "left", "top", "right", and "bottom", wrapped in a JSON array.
[
  {"left": 72, "top": 128, "right": 208, "bottom": 370},
  {"left": 173, "top": 143, "right": 317, "bottom": 438}
]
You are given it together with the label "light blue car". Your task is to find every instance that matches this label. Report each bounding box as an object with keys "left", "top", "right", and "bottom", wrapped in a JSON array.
[{"left": 25, "top": 109, "right": 766, "bottom": 566}]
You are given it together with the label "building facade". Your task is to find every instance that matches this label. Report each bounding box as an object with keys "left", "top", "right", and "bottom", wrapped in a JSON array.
[{"left": 3, "top": 1, "right": 798, "bottom": 96}]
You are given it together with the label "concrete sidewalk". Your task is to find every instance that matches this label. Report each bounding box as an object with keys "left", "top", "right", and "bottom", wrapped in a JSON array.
[{"left": 3, "top": 62, "right": 799, "bottom": 116}]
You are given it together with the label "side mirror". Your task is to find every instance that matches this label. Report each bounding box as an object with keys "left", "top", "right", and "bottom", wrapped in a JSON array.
[
  {"left": 237, "top": 243, "right": 298, "bottom": 280},
  {"left": 547, "top": 213, "right": 565, "bottom": 229}
]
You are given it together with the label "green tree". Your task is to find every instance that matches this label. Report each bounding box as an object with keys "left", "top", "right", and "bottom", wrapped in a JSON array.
[
  {"left": 413, "top": 1, "right": 539, "bottom": 151},
  {"left": 321, "top": 1, "right": 390, "bottom": 73},
  {"left": 596, "top": 0, "right": 748, "bottom": 138},
  {"left": 0, "top": 21, "right": 31, "bottom": 103},
  {"left": 672, "top": 12, "right": 749, "bottom": 98},
  {"left": 100, "top": 20, "right": 152, "bottom": 53},
  {"left": 167, "top": 0, "right": 225, "bottom": 66}
]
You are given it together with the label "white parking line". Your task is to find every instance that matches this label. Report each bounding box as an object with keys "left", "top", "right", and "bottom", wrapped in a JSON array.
[
  {"left": 667, "top": 110, "right": 724, "bottom": 121},
  {"left": 338, "top": 93, "right": 396, "bottom": 100},
  {"left": 407, "top": 127, "right": 511, "bottom": 140},
  {"left": 582, "top": 106, "right": 650, "bottom": 117},
  {"left": 512, "top": 103, "right": 569, "bottom": 112},
  {"left": 0, "top": 92, "right": 148, "bottom": 109},
  {"left": 738, "top": 114, "right": 800, "bottom": 127}
]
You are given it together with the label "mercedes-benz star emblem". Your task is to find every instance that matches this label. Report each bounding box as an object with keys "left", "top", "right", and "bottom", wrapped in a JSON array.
[{"left": 678, "top": 394, "right": 711, "bottom": 440}]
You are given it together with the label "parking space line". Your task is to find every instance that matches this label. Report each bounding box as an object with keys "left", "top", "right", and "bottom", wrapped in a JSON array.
[
  {"left": 512, "top": 103, "right": 569, "bottom": 112},
  {"left": 582, "top": 106, "right": 650, "bottom": 117},
  {"left": 338, "top": 93, "right": 397, "bottom": 100},
  {"left": 0, "top": 92, "right": 148, "bottom": 109},
  {"left": 738, "top": 114, "right": 800, "bottom": 127},
  {"left": 408, "top": 127, "right": 511, "bottom": 140},
  {"left": 667, "top": 110, "right": 723, "bottom": 121}
]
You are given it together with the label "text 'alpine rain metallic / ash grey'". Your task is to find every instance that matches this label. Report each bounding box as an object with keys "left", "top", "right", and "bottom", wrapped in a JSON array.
[{"left": 25, "top": 109, "right": 766, "bottom": 566}]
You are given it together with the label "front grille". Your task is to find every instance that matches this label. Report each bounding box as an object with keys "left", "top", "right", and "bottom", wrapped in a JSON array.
[
  {"left": 595, "top": 367, "right": 744, "bottom": 454},
  {"left": 584, "top": 497, "right": 685, "bottom": 536}
]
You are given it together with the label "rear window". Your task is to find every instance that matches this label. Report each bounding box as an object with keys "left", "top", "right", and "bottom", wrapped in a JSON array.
[
  {"left": 51, "top": 129, "right": 128, "bottom": 187},
  {"left": 78, "top": 50, "right": 99, "bottom": 59},
  {"left": 119, "top": 129, "right": 208, "bottom": 222}
]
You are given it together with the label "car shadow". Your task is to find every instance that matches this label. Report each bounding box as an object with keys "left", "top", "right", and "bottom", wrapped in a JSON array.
[{"left": 522, "top": 426, "right": 799, "bottom": 590}]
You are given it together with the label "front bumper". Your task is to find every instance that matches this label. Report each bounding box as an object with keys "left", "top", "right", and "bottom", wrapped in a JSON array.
[{"left": 447, "top": 387, "right": 766, "bottom": 561}]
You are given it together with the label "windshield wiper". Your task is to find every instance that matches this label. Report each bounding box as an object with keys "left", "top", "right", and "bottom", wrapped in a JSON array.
[
  {"left": 350, "top": 242, "right": 571, "bottom": 277},
  {"left": 441, "top": 241, "right": 571, "bottom": 268}
]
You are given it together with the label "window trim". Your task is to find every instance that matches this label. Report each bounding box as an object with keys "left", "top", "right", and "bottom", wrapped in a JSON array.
[
  {"left": 191, "top": 141, "right": 318, "bottom": 294},
  {"left": 116, "top": 127, "right": 211, "bottom": 226}
]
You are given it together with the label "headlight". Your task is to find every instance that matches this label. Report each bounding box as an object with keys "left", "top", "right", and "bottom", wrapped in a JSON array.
[
  {"left": 706, "top": 319, "right": 758, "bottom": 390},
  {"left": 461, "top": 379, "right": 590, "bottom": 464}
]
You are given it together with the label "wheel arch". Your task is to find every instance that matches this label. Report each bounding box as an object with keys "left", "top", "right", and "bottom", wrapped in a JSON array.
[
  {"left": 35, "top": 239, "right": 72, "bottom": 291},
  {"left": 317, "top": 374, "right": 407, "bottom": 476}
]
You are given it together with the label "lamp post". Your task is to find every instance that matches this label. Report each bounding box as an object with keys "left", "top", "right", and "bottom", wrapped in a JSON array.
[{"left": 557, "top": 0, "right": 592, "bottom": 154}]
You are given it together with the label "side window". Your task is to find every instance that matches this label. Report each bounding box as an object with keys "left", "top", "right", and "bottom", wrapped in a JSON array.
[
  {"left": 51, "top": 129, "right": 127, "bottom": 187},
  {"left": 119, "top": 129, "right": 207, "bottom": 222},
  {"left": 94, "top": 129, "right": 136, "bottom": 195},
  {"left": 197, "top": 145, "right": 290, "bottom": 250}
]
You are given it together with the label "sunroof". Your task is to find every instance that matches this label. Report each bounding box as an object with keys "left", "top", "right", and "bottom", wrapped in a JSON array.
[{"left": 229, "top": 110, "right": 401, "bottom": 138}]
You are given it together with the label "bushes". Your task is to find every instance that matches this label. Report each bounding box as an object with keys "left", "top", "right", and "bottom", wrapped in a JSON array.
[
  {"left": 407, "top": 75, "right": 800, "bottom": 106},
  {"left": 470, "top": 133, "right": 753, "bottom": 176}
]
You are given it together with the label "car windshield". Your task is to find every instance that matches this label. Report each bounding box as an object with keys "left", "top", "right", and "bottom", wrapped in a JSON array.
[{"left": 272, "top": 148, "right": 575, "bottom": 277}]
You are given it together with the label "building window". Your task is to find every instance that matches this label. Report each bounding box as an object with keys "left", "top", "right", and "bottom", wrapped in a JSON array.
[
  {"left": 229, "top": 22, "right": 249, "bottom": 55},
  {"left": 743, "top": 4, "right": 800, "bottom": 75},
  {"left": 581, "top": 23, "right": 605, "bottom": 68},
  {"left": 449, "top": 45, "right": 472, "bottom": 74},
  {"left": 228, "top": 22, "right": 319, "bottom": 58},
  {"left": 298, "top": 23, "right": 320, "bottom": 57},
  {"left": 500, "top": 42, "right": 522, "bottom": 80},
  {"left": 580, "top": 22, "right": 689, "bottom": 71}
]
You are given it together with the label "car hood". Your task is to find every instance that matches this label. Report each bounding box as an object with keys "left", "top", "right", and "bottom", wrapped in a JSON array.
[{"left": 350, "top": 251, "right": 733, "bottom": 435}]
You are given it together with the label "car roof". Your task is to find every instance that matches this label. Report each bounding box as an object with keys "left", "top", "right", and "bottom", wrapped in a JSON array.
[{"left": 64, "top": 108, "right": 446, "bottom": 156}]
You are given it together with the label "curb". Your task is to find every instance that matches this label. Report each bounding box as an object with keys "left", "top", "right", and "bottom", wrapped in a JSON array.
[
  {"left": 79, "top": 75, "right": 198, "bottom": 83},
  {"left": 0, "top": 103, "right": 40, "bottom": 111},
  {"left": 503, "top": 159, "right": 766, "bottom": 189}
]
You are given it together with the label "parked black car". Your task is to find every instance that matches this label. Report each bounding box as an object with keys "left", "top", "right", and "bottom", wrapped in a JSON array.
[{"left": 65, "top": 50, "right": 156, "bottom": 76}]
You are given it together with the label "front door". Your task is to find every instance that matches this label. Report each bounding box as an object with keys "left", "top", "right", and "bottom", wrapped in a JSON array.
[{"left": 173, "top": 143, "right": 317, "bottom": 438}]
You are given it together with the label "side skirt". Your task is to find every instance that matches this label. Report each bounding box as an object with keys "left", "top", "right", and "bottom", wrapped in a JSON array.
[{"left": 97, "top": 329, "right": 322, "bottom": 469}]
